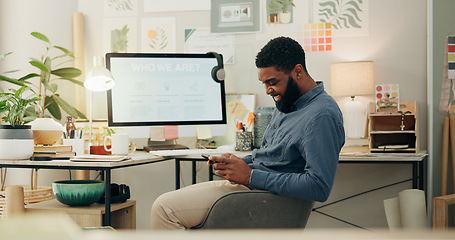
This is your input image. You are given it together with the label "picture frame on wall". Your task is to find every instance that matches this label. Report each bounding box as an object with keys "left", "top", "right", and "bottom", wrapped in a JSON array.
[{"left": 210, "top": 0, "right": 261, "bottom": 33}]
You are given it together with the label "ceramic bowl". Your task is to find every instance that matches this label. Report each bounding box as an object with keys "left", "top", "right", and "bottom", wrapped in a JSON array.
[{"left": 52, "top": 180, "right": 105, "bottom": 206}]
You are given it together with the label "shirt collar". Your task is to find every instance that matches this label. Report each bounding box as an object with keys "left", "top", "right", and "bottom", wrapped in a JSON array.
[{"left": 292, "top": 81, "right": 325, "bottom": 111}]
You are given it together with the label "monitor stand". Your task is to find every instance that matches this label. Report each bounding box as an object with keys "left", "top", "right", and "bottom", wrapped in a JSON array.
[{"left": 143, "top": 140, "right": 189, "bottom": 152}]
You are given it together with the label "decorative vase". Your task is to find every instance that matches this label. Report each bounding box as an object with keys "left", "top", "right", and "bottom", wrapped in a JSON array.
[
  {"left": 253, "top": 107, "right": 274, "bottom": 149},
  {"left": 28, "top": 118, "right": 64, "bottom": 145},
  {"left": 0, "top": 125, "right": 34, "bottom": 160},
  {"left": 279, "top": 12, "right": 292, "bottom": 24}
]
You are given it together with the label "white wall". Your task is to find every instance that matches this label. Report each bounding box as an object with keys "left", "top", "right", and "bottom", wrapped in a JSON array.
[
  {"left": 0, "top": 0, "right": 428, "bottom": 230},
  {"left": 0, "top": 0, "right": 78, "bottom": 198}
]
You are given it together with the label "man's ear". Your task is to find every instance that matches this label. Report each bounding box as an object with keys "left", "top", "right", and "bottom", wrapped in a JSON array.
[{"left": 293, "top": 64, "right": 304, "bottom": 80}]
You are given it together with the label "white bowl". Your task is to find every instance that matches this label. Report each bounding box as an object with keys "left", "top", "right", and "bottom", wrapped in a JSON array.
[{"left": 0, "top": 139, "right": 34, "bottom": 160}]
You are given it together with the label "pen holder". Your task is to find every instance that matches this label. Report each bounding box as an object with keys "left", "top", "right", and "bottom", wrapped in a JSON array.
[{"left": 235, "top": 132, "right": 252, "bottom": 151}]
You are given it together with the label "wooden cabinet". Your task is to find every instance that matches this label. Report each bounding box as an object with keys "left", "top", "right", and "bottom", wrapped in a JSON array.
[
  {"left": 26, "top": 199, "right": 136, "bottom": 229},
  {"left": 369, "top": 101, "right": 418, "bottom": 153}
]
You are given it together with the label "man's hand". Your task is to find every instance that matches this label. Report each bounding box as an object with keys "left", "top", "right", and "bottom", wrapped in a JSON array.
[{"left": 207, "top": 153, "right": 252, "bottom": 186}]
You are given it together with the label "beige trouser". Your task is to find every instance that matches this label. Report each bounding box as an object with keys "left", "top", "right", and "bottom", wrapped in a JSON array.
[{"left": 150, "top": 180, "right": 250, "bottom": 230}]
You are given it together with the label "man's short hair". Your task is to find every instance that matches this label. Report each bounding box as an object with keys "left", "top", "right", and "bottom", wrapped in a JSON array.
[{"left": 255, "top": 36, "right": 307, "bottom": 74}]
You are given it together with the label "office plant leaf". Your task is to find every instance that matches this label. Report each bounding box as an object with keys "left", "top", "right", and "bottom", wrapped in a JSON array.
[{"left": 0, "top": 32, "right": 86, "bottom": 120}]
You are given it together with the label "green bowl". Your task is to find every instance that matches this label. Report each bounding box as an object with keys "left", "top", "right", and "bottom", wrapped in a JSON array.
[{"left": 52, "top": 180, "right": 105, "bottom": 206}]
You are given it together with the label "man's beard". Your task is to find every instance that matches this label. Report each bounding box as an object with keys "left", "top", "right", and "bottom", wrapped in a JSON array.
[{"left": 275, "top": 76, "right": 301, "bottom": 113}]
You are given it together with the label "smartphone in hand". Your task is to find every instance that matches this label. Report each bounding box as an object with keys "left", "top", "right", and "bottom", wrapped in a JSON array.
[{"left": 202, "top": 154, "right": 216, "bottom": 164}]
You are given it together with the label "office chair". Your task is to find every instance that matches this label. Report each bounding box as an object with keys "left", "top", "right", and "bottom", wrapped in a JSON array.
[{"left": 191, "top": 190, "right": 315, "bottom": 229}]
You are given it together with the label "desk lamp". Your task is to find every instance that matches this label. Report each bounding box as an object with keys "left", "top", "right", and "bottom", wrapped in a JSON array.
[
  {"left": 331, "top": 61, "right": 374, "bottom": 139},
  {"left": 84, "top": 56, "right": 115, "bottom": 150}
]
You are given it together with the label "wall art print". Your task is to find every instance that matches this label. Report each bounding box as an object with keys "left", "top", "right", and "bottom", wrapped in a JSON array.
[
  {"left": 104, "top": 0, "right": 138, "bottom": 17},
  {"left": 141, "top": 17, "right": 176, "bottom": 52},
  {"left": 313, "top": 0, "right": 369, "bottom": 37}
]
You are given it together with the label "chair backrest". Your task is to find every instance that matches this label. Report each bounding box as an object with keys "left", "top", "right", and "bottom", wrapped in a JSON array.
[
  {"left": 192, "top": 190, "right": 315, "bottom": 229},
  {"left": 433, "top": 193, "right": 455, "bottom": 229}
]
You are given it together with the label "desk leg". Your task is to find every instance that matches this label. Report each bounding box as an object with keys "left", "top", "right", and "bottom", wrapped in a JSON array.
[
  {"left": 104, "top": 170, "right": 111, "bottom": 226},
  {"left": 412, "top": 162, "right": 418, "bottom": 189},
  {"left": 175, "top": 159, "right": 180, "bottom": 190},
  {"left": 209, "top": 165, "right": 213, "bottom": 181},
  {"left": 192, "top": 160, "right": 197, "bottom": 184},
  {"left": 419, "top": 160, "right": 424, "bottom": 190}
]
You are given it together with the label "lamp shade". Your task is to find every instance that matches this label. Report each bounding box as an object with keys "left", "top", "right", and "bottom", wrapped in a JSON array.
[
  {"left": 330, "top": 61, "right": 374, "bottom": 97},
  {"left": 84, "top": 56, "right": 115, "bottom": 92}
]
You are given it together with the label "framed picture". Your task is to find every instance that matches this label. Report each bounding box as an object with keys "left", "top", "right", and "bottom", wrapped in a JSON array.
[{"left": 210, "top": 0, "right": 261, "bottom": 33}]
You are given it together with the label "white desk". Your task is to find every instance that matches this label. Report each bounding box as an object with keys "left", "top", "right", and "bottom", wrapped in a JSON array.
[
  {"left": 175, "top": 151, "right": 428, "bottom": 229},
  {"left": 175, "top": 152, "right": 427, "bottom": 190},
  {"left": 1, "top": 151, "right": 427, "bottom": 229},
  {"left": 0, "top": 152, "right": 166, "bottom": 226}
]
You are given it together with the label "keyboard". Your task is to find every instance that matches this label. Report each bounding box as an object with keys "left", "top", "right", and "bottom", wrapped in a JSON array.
[{"left": 149, "top": 148, "right": 232, "bottom": 157}]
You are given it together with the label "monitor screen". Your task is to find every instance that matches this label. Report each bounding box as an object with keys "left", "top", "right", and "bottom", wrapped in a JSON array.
[{"left": 106, "top": 53, "right": 227, "bottom": 129}]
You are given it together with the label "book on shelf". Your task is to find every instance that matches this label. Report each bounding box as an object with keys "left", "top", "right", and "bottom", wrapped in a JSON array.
[
  {"left": 32, "top": 151, "right": 76, "bottom": 158},
  {"left": 34, "top": 145, "right": 73, "bottom": 153}
]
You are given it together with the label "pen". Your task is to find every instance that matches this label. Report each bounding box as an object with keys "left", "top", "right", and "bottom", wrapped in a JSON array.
[{"left": 69, "top": 129, "right": 75, "bottom": 139}]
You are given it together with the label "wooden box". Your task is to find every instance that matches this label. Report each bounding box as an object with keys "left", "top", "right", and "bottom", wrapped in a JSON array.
[
  {"left": 26, "top": 199, "right": 136, "bottom": 229},
  {"left": 369, "top": 101, "right": 418, "bottom": 153}
]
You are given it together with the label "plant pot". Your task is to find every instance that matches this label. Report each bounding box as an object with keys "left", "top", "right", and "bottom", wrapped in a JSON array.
[
  {"left": 28, "top": 118, "right": 63, "bottom": 145},
  {"left": 0, "top": 125, "right": 34, "bottom": 160},
  {"left": 280, "top": 12, "right": 292, "bottom": 24},
  {"left": 269, "top": 13, "right": 279, "bottom": 23}
]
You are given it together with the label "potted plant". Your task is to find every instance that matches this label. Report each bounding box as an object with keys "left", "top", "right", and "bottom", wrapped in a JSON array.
[
  {"left": 0, "top": 32, "right": 87, "bottom": 145},
  {"left": 267, "top": 0, "right": 282, "bottom": 24},
  {"left": 0, "top": 86, "right": 40, "bottom": 159},
  {"left": 277, "top": 0, "right": 295, "bottom": 24}
]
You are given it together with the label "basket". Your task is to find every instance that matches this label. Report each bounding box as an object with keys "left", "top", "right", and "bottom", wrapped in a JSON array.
[{"left": 0, "top": 185, "right": 53, "bottom": 218}]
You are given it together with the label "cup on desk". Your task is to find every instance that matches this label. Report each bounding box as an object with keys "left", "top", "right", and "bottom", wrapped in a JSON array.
[
  {"left": 235, "top": 131, "right": 252, "bottom": 151},
  {"left": 104, "top": 133, "right": 135, "bottom": 155},
  {"left": 62, "top": 138, "right": 85, "bottom": 155}
]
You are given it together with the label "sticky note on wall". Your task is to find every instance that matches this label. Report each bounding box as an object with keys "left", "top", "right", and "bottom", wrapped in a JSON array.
[
  {"left": 164, "top": 125, "right": 179, "bottom": 140},
  {"left": 150, "top": 126, "right": 165, "bottom": 141}
]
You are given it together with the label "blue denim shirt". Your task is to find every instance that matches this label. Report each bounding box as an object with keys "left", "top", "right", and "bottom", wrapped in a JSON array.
[{"left": 243, "top": 82, "right": 345, "bottom": 202}]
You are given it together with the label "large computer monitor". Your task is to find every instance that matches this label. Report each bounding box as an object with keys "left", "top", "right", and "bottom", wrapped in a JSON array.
[{"left": 106, "top": 52, "right": 227, "bottom": 139}]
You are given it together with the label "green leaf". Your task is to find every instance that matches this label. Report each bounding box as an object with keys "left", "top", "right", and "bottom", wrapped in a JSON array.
[
  {"left": 18, "top": 73, "right": 40, "bottom": 82},
  {"left": 0, "top": 75, "right": 26, "bottom": 86},
  {"left": 45, "top": 83, "right": 58, "bottom": 93},
  {"left": 74, "top": 107, "right": 87, "bottom": 119},
  {"left": 51, "top": 67, "right": 82, "bottom": 78},
  {"left": 43, "top": 56, "right": 52, "bottom": 69},
  {"left": 58, "top": 78, "right": 84, "bottom": 87},
  {"left": 52, "top": 95, "right": 79, "bottom": 118},
  {"left": 54, "top": 46, "right": 75, "bottom": 59},
  {"left": 0, "top": 52, "right": 13, "bottom": 61},
  {"left": 31, "top": 32, "right": 49, "bottom": 43},
  {"left": 45, "top": 96, "right": 62, "bottom": 120},
  {"left": 54, "top": 46, "right": 71, "bottom": 55},
  {"left": 29, "top": 60, "right": 49, "bottom": 72}
]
